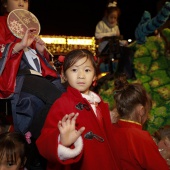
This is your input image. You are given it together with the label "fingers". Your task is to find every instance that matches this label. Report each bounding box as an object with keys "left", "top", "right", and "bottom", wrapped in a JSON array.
[
  {"left": 22, "top": 28, "right": 37, "bottom": 45},
  {"left": 62, "top": 113, "right": 74, "bottom": 125},
  {"left": 77, "top": 127, "right": 85, "bottom": 136},
  {"left": 62, "top": 113, "right": 78, "bottom": 123},
  {"left": 58, "top": 113, "right": 78, "bottom": 128},
  {"left": 58, "top": 113, "right": 85, "bottom": 146},
  {"left": 68, "top": 112, "right": 75, "bottom": 119},
  {"left": 36, "top": 37, "right": 45, "bottom": 45},
  {"left": 25, "top": 28, "right": 37, "bottom": 37},
  {"left": 58, "top": 120, "right": 62, "bottom": 131},
  {"left": 71, "top": 112, "right": 79, "bottom": 123},
  {"left": 62, "top": 114, "right": 69, "bottom": 123},
  {"left": 28, "top": 27, "right": 37, "bottom": 32},
  {"left": 25, "top": 28, "right": 44, "bottom": 43}
]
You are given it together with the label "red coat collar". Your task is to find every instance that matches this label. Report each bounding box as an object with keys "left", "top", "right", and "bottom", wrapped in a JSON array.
[{"left": 116, "top": 119, "right": 142, "bottom": 129}]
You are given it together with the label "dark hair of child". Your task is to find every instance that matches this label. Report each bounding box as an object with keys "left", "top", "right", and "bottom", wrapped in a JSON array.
[
  {"left": 0, "top": 132, "right": 28, "bottom": 167},
  {"left": 113, "top": 74, "right": 152, "bottom": 119},
  {"left": 63, "top": 49, "right": 97, "bottom": 75}
]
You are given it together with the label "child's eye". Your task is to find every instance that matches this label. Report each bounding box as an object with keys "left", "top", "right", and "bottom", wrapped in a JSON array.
[
  {"left": 71, "top": 69, "right": 77, "bottom": 72},
  {"left": 85, "top": 69, "right": 91, "bottom": 72},
  {"left": 7, "top": 162, "right": 15, "bottom": 167}
]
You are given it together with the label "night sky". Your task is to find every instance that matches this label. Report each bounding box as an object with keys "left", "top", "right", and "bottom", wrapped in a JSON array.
[{"left": 29, "top": 0, "right": 161, "bottom": 40}]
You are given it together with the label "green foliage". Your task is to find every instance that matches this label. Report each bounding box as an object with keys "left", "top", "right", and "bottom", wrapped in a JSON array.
[
  {"left": 99, "top": 80, "right": 115, "bottom": 110},
  {"left": 134, "top": 57, "right": 152, "bottom": 74},
  {"left": 99, "top": 28, "right": 170, "bottom": 135}
]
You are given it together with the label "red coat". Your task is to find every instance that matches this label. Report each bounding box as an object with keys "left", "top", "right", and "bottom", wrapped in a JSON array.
[
  {"left": 36, "top": 86, "right": 120, "bottom": 170},
  {"left": 0, "top": 14, "right": 57, "bottom": 98},
  {"left": 111, "top": 119, "right": 169, "bottom": 170}
]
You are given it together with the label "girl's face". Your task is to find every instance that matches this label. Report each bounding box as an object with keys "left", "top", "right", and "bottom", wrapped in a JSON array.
[
  {"left": 0, "top": 154, "right": 22, "bottom": 170},
  {"left": 65, "top": 57, "right": 96, "bottom": 94},
  {"left": 107, "top": 11, "right": 118, "bottom": 26},
  {"left": 5, "top": 0, "right": 29, "bottom": 13}
]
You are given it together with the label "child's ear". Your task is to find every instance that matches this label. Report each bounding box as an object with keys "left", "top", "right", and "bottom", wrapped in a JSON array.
[
  {"left": 92, "top": 75, "right": 97, "bottom": 82},
  {"left": 92, "top": 76, "right": 97, "bottom": 87},
  {"left": 138, "top": 105, "right": 145, "bottom": 117}
]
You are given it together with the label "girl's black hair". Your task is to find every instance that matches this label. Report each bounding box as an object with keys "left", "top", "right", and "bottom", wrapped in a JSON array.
[
  {"left": 63, "top": 49, "right": 97, "bottom": 75},
  {"left": 113, "top": 74, "right": 152, "bottom": 118},
  {"left": 0, "top": 132, "right": 28, "bottom": 167}
]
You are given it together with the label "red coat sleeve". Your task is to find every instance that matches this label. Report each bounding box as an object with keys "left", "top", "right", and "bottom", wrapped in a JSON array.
[
  {"left": 36, "top": 98, "right": 83, "bottom": 165},
  {"left": 0, "top": 16, "right": 24, "bottom": 98},
  {"left": 0, "top": 42, "right": 23, "bottom": 98}
]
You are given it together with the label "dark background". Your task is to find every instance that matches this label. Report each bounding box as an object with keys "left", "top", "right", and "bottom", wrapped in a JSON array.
[
  {"left": 1, "top": 0, "right": 167, "bottom": 40},
  {"left": 29, "top": 0, "right": 162, "bottom": 40}
]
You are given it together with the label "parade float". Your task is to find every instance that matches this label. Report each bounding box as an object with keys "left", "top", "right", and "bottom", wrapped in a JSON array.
[
  {"left": 99, "top": 1, "right": 170, "bottom": 134},
  {"left": 33, "top": 1, "right": 170, "bottom": 135}
]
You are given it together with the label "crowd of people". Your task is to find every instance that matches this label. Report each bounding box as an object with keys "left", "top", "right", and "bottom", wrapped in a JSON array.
[{"left": 0, "top": 0, "right": 169, "bottom": 170}]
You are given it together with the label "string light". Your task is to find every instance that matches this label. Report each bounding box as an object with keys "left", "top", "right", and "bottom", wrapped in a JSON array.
[{"left": 40, "top": 35, "right": 96, "bottom": 55}]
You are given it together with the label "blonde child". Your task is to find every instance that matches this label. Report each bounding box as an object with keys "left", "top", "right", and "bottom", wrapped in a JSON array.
[{"left": 36, "top": 49, "right": 119, "bottom": 170}]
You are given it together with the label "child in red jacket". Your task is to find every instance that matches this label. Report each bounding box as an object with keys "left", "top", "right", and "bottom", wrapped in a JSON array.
[
  {"left": 111, "top": 74, "right": 169, "bottom": 170},
  {"left": 36, "top": 49, "right": 120, "bottom": 170}
]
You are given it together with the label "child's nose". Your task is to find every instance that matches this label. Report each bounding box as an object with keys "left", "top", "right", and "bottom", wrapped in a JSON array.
[
  {"left": 78, "top": 71, "right": 85, "bottom": 78},
  {"left": 18, "top": 0, "right": 24, "bottom": 7}
]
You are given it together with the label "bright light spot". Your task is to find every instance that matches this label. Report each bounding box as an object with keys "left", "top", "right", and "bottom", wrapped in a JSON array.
[
  {"left": 41, "top": 37, "right": 66, "bottom": 44},
  {"left": 101, "top": 73, "right": 107, "bottom": 77},
  {"left": 128, "top": 39, "right": 132, "bottom": 43},
  {"left": 67, "top": 39, "right": 93, "bottom": 45}
]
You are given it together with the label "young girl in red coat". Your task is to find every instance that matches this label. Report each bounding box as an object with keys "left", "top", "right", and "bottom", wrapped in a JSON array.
[
  {"left": 111, "top": 74, "right": 169, "bottom": 169},
  {"left": 36, "top": 49, "right": 120, "bottom": 170}
]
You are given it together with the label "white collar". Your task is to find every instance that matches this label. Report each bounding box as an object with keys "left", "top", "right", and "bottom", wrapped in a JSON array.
[
  {"left": 24, "top": 47, "right": 41, "bottom": 73},
  {"left": 81, "top": 91, "right": 101, "bottom": 104}
]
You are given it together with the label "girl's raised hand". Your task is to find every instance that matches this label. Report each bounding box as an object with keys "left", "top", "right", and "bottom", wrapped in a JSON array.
[
  {"left": 19, "top": 28, "right": 37, "bottom": 49},
  {"left": 58, "top": 113, "right": 85, "bottom": 147}
]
